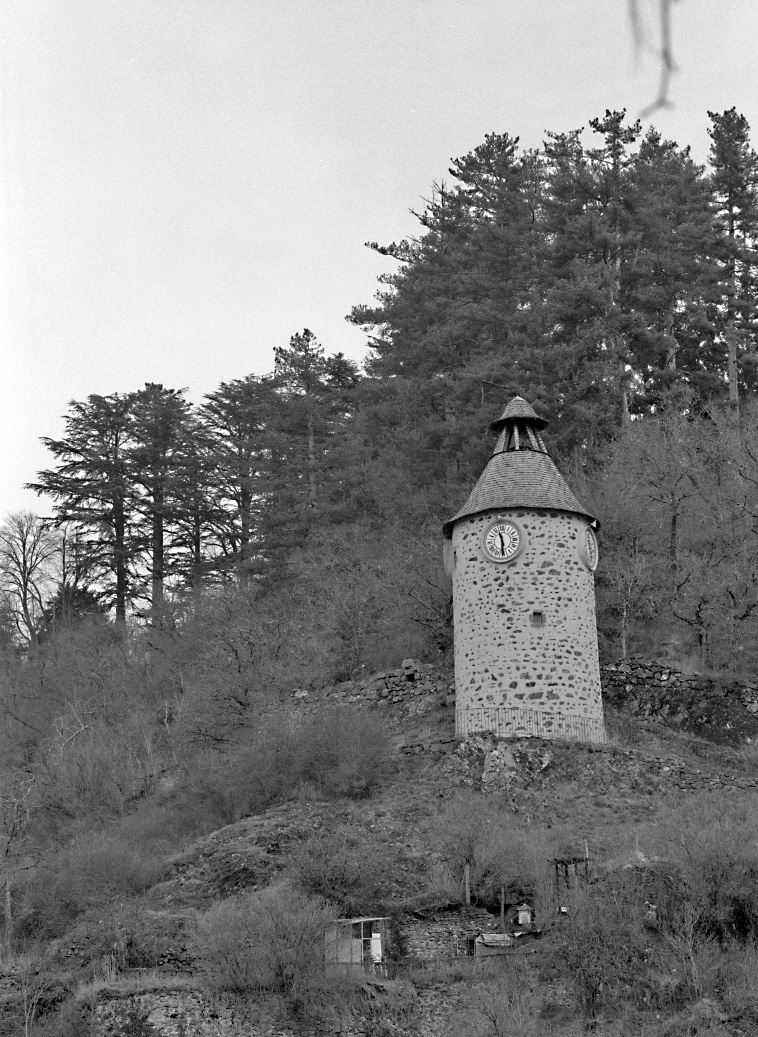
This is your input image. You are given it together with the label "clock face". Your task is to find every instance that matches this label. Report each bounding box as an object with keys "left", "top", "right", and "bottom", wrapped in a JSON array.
[
  {"left": 482, "top": 520, "right": 523, "bottom": 563},
  {"left": 581, "top": 526, "right": 599, "bottom": 571}
]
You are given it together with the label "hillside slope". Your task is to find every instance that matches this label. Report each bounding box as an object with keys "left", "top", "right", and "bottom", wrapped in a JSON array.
[{"left": 3, "top": 661, "right": 758, "bottom": 1036}]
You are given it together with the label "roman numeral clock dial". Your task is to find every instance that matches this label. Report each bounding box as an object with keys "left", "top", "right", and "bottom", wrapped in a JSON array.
[{"left": 482, "top": 520, "right": 524, "bottom": 563}]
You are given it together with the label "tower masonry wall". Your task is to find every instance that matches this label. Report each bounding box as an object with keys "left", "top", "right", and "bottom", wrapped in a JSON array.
[{"left": 451, "top": 508, "right": 604, "bottom": 742}]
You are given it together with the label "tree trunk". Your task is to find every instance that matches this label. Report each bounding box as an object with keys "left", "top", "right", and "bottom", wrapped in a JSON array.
[
  {"left": 726, "top": 205, "right": 741, "bottom": 425},
  {"left": 152, "top": 489, "right": 164, "bottom": 613},
  {"left": 5, "top": 881, "right": 11, "bottom": 956},
  {"left": 699, "top": 629, "right": 710, "bottom": 670},
  {"left": 620, "top": 603, "right": 628, "bottom": 660},
  {"left": 669, "top": 502, "right": 678, "bottom": 592},
  {"left": 617, "top": 348, "right": 631, "bottom": 430},
  {"left": 727, "top": 323, "right": 740, "bottom": 421},
  {"left": 307, "top": 410, "right": 317, "bottom": 505},
  {"left": 192, "top": 501, "right": 202, "bottom": 584},
  {"left": 239, "top": 473, "right": 253, "bottom": 564},
  {"left": 114, "top": 501, "right": 127, "bottom": 625}
]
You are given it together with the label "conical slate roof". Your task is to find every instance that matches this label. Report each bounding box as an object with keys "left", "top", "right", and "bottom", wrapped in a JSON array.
[
  {"left": 443, "top": 396, "right": 597, "bottom": 538},
  {"left": 489, "top": 395, "right": 549, "bottom": 432}
]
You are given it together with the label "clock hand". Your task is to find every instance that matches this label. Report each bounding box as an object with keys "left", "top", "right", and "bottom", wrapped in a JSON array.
[{"left": 498, "top": 532, "right": 506, "bottom": 555}]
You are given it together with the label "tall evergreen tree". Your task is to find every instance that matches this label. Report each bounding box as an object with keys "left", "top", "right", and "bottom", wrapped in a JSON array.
[
  {"left": 541, "top": 111, "right": 643, "bottom": 442},
  {"left": 626, "top": 130, "right": 720, "bottom": 404},
  {"left": 29, "top": 394, "right": 135, "bottom": 623},
  {"left": 169, "top": 415, "right": 219, "bottom": 588},
  {"left": 707, "top": 108, "right": 758, "bottom": 417},
  {"left": 272, "top": 330, "right": 360, "bottom": 527},
  {"left": 199, "top": 374, "right": 282, "bottom": 577},
  {"left": 350, "top": 135, "right": 550, "bottom": 493},
  {"left": 125, "top": 384, "right": 195, "bottom": 613}
]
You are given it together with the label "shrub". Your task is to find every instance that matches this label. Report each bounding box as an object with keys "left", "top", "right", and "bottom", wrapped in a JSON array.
[
  {"left": 115, "top": 795, "right": 222, "bottom": 855},
  {"left": 469, "top": 963, "right": 540, "bottom": 1037},
  {"left": 652, "top": 797, "right": 758, "bottom": 944},
  {"left": 291, "top": 829, "right": 391, "bottom": 917},
  {"left": 429, "top": 793, "right": 553, "bottom": 913},
  {"left": 719, "top": 938, "right": 758, "bottom": 1019},
  {"left": 556, "top": 888, "right": 651, "bottom": 1021},
  {"left": 295, "top": 707, "right": 393, "bottom": 799},
  {"left": 179, "top": 705, "right": 393, "bottom": 827},
  {"left": 38, "top": 713, "right": 162, "bottom": 820},
  {"left": 196, "top": 882, "right": 355, "bottom": 1016},
  {"left": 17, "top": 833, "right": 166, "bottom": 939}
]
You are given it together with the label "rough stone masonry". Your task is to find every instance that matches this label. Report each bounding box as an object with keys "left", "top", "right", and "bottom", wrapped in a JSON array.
[{"left": 444, "top": 397, "right": 605, "bottom": 744}]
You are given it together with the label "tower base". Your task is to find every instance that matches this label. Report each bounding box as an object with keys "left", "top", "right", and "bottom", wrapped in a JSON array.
[{"left": 456, "top": 706, "right": 606, "bottom": 744}]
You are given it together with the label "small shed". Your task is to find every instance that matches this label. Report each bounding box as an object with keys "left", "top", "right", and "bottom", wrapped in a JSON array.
[
  {"left": 325, "top": 917, "right": 389, "bottom": 972},
  {"left": 514, "top": 902, "right": 534, "bottom": 928},
  {"left": 475, "top": 932, "right": 514, "bottom": 957}
]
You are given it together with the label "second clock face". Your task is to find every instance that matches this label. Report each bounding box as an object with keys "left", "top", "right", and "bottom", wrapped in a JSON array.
[
  {"left": 482, "top": 520, "right": 523, "bottom": 563},
  {"left": 580, "top": 525, "right": 599, "bottom": 571}
]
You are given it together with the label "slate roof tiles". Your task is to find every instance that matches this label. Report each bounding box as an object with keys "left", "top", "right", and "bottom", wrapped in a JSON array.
[{"left": 443, "top": 396, "right": 597, "bottom": 537}]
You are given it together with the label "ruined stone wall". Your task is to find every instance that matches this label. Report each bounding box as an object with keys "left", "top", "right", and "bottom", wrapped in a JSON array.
[
  {"left": 451, "top": 508, "right": 604, "bottom": 742},
  {"left": 403, "top": 909, "right": 498, "bottom": 962},
  {"left": 602, "top": 656, "right": 758, "bottom": 745},
  {"left": 321, "top": 660, "right": 454, "bottom": 712}
]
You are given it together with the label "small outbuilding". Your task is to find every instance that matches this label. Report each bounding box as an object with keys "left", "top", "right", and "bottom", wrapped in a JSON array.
[{"left": 325, "top": 916, "right": 389, "bottom": 972}]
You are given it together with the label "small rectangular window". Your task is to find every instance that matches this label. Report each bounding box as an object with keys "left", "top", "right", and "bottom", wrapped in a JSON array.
[{"left": 530, "top": 611, "right": 546, "bottom": 628}]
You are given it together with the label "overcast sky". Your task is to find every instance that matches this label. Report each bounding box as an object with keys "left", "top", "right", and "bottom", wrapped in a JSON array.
[{"left": 2, "top": 0, "right": 757, "bottom": 516}]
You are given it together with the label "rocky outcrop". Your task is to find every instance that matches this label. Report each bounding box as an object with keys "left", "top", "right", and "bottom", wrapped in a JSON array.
[{"left": 443, "top": 733, "right": 554, "bottom": 791}]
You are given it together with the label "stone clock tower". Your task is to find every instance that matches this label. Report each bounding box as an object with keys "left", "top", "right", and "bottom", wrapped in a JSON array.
[{"left": 443, "top": 396, "right": 605, "bottom": 744}]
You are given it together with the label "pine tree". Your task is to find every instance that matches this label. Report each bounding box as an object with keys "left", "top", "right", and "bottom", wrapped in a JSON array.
[
  {"left": 272, "top": 330, "right": 360, "bottom": 532},
  {"left": 707, "top": 108, "right": 758, "bottom": 417},
  {"left": 541, "top": 111, "right": 642, "bottom": 440},
  {"left": 627, "top": 129, "right": 720, "bottom": 405}
]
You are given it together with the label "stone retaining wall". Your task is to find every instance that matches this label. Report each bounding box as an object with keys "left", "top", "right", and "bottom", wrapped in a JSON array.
[
  {"left": 602, "top": 656, "right": 758, "bottom": 704},
  {"left": 92, "top": 979, "right": 470, "bottom": 1037},
  {"left": 300, "top": 654, "right": 758, "bottom": 749},
  {"left": 601, "top": 656, "right": 758, "bottom": 745},
  {"left": 95, "top": 989, "right": 241, "bottom": 1037}
]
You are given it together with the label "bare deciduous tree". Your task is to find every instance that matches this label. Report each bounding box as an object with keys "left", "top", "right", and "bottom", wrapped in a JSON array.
[
  {"left": 0, "top": 775, "right": 37, "bottom": 956},
  {"left": 0, "top": 513, "right": 58, "bottom": 649}
]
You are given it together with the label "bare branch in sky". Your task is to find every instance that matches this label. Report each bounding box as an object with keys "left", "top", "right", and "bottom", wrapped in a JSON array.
[{"left": 628, "top": 0, "right": 680, "bottom": 118}]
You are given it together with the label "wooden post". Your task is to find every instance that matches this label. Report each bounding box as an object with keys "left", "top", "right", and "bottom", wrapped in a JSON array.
[
  {"left": 4, "top": 882, "right": 11, "bottom": 956},
  {"left": 500, "top": 886, "right": 505, "bottom": 933},
  {"left": 464, "top": 863, "right": 471, "bottom": 907}
]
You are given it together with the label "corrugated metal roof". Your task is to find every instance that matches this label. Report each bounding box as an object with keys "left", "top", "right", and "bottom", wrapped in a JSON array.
[{"left": 443, "top": 450, "right": 596, "bottom": 537}]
